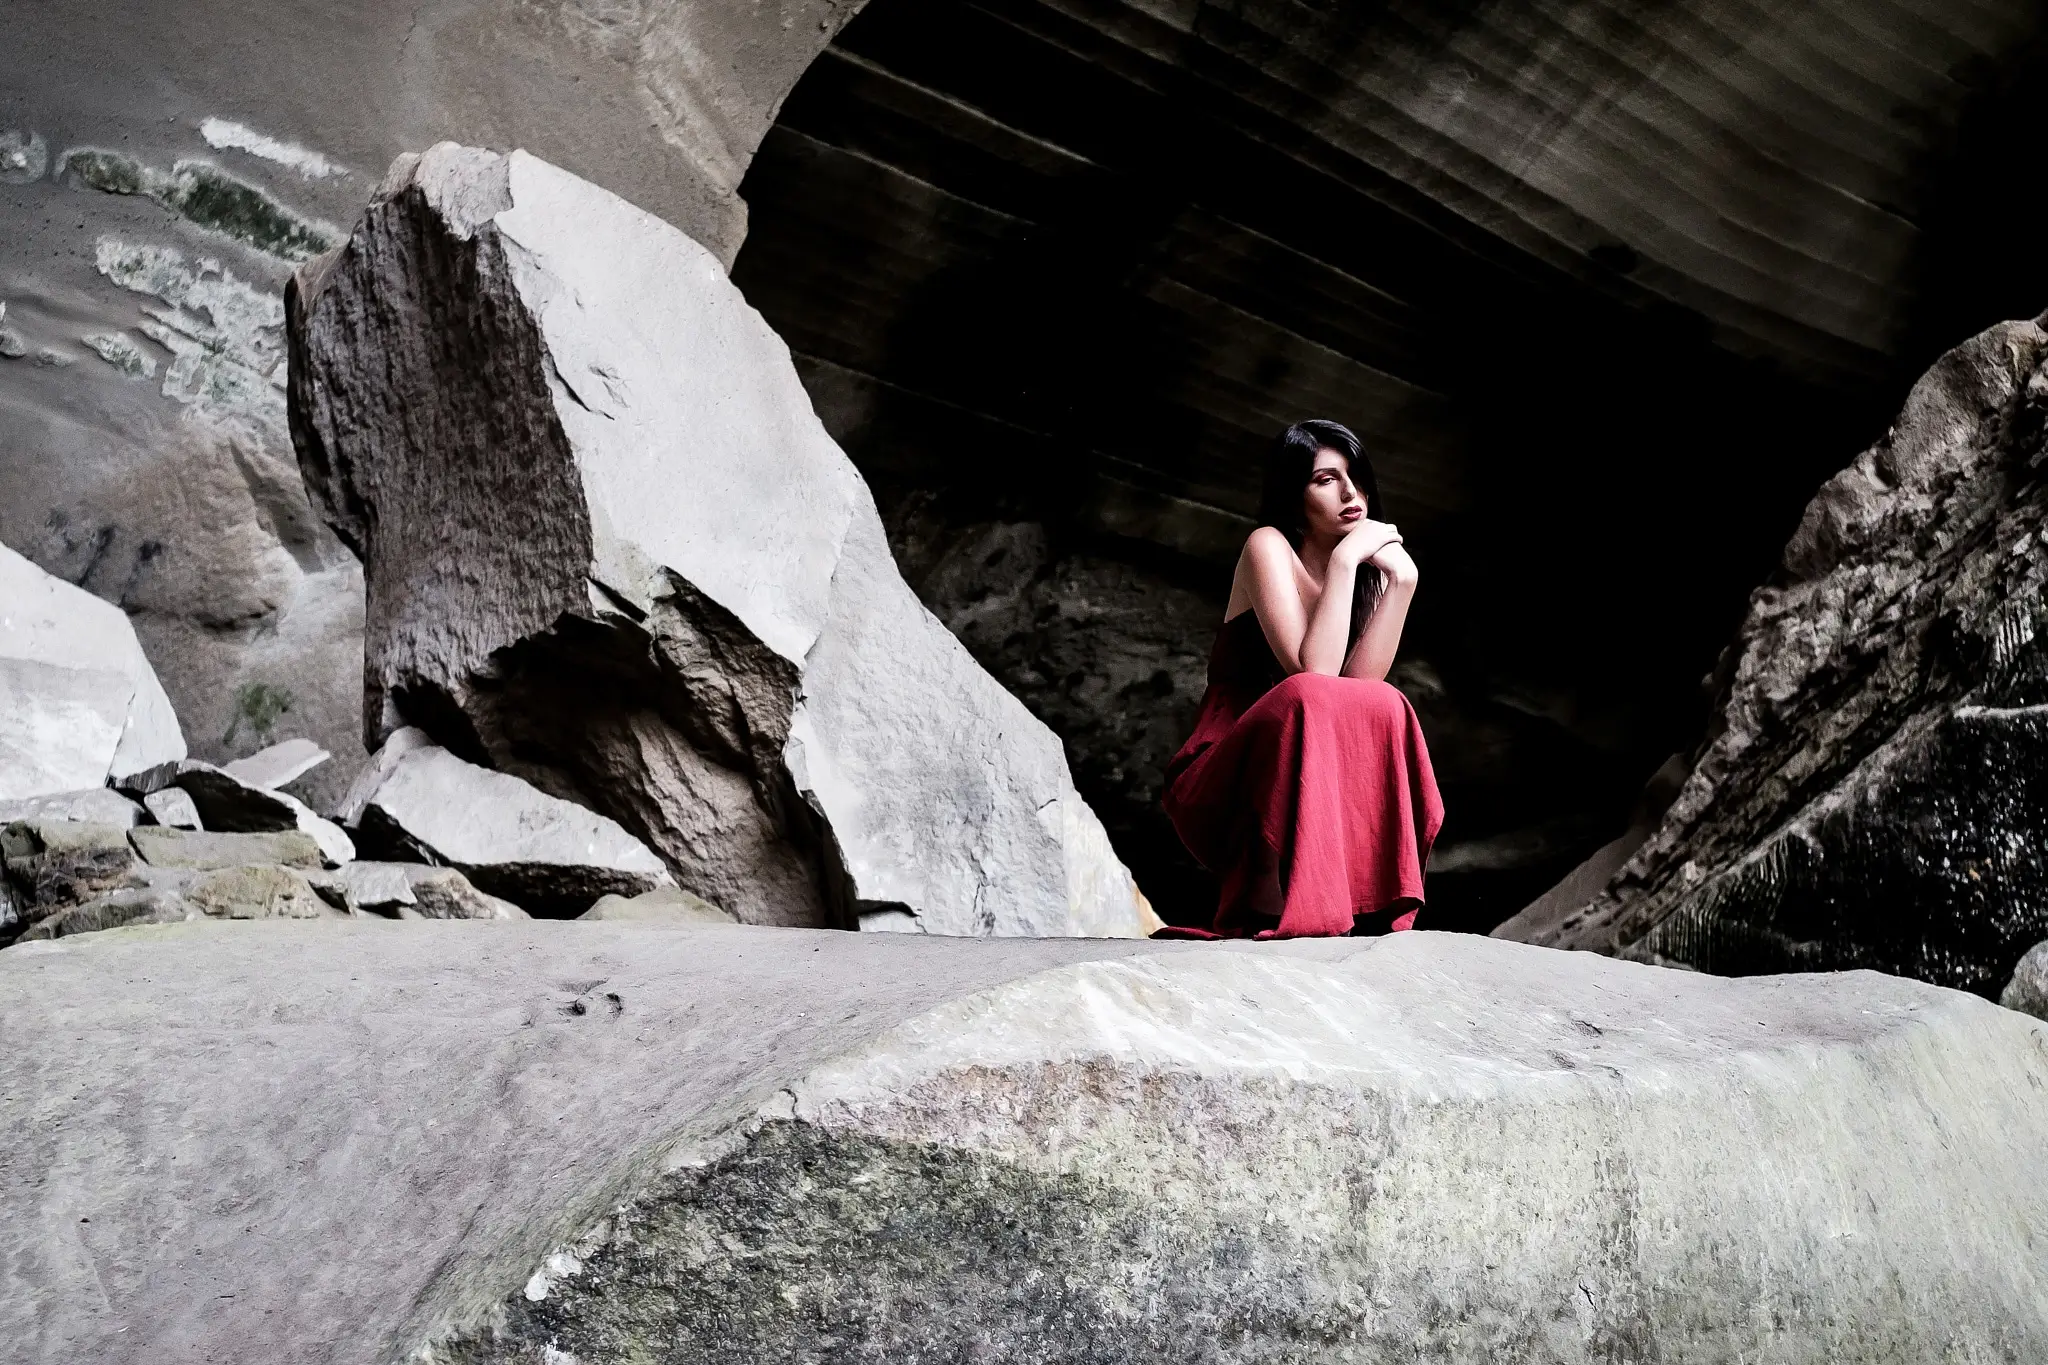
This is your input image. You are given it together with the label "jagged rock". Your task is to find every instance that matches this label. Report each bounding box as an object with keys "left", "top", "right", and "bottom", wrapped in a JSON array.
[
  {"left": 140, "top": 787, "right": 201, "bottom": 830},
  {"left": 405, "top": 867, "right": 527, "bottom": 921},
  {"left": 2003, "top": 940, "right": 2048, "bottom": 1020},
  {"left": 580, "top": 886, "right": 738, "bottom": 925},
  {"left": 2, "top": 821, "right": 141, "bottom": 934},
  {"left": 128, "top": 826, "right": 325, "bottom": 871},
  {"left": 181, "top": 864, "right": 336, "bottom": 921},
  {"left": 4, "top": 925, "right": 2046, "bottom": 1362},
  {"left": 1516, "top": 319, "right": 2048, "bottom": 997},
  {"left": 0, "top": 787, "right": 144, "bottom": 828},
  {"left": 0, "top": 543, "right": 184, "bottom": 800},
  {"left": 118, "top": 759, "right": 353, "bottom": 866},
  {"left": 18, "top": 887, "right": 195, "bottom": 941},
  {"left": 338, "top": 860, "right": 526, "bottom": 921},
  {"left": 287, "top": 144, "right": 1147, "bottom": 939},
  {"left": 348, "top": 741, "right": 671, "bottom": 918},
  {"left": 219, "top": 737, "right": 329, "bottom": 791}
]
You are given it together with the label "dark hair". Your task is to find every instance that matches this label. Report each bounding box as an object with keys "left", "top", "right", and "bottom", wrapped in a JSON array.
[{"left": 1257, "top": 418, "right": 1385, "bottom": 644}]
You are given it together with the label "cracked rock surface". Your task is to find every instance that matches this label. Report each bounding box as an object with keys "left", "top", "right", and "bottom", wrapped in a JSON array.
[
  {"left": 287, "top": 144, "right": 1147, "bottom": 938},
  {"left": 2, "top": 923, "right": 2044, "bottom": 1363},
  {"left": 1516, "top": 318, "right": 2048, "bottom": 996}
]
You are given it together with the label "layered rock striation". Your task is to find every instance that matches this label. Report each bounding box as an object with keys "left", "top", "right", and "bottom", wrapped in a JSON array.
[
  {"left": 4, "top": 923, "right": 2045, "bottom": 1362},
  {"left": 287, "top": 145, "right": 1148, "bottom": 937},
  {"left": 1518, "top": 318, "right": 2048, "bottom": 995}
]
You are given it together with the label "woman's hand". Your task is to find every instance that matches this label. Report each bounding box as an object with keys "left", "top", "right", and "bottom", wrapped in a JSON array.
[
  {"left": 1333, "top": 517, "right": 1402, "bottom": 567},
  {"left": 1366, "top": 538, "right": 1418, "bottom": 586}
]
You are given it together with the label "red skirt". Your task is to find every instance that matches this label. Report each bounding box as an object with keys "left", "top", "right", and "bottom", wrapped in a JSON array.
[{"left": 1163, "top": 673, "right": 1443, "bottom": 939}]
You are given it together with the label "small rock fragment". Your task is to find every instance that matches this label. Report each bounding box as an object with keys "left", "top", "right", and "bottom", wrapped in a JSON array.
[
  {"left": 337, "top": 860, "right": 416, "bottom": 913},
  {"left": 3, "top": 820, "right": 142, "bottom": 931},
  {"left": 185, "top": 864, "right": 333, "bottom": 920},
  {"left": 351, "top": 743, "right": 670, "bottom": 916},
  {"left": 405, "top": 867, "right": 527, "bottom": 921},
  {"left": 580, "top": 886, "right": 736, "bottom": 925},
  {"left": 142, "top": 787, "right": 204, "bottom": 830},
  {"left": 20, "top": 887, "right": 195, "bottom": 940},
  {"left": 129, "top": 826, "right": 325, "bottom": 871},
  {"left": 221, "top": 737, "right": 330, "bottom": 791}
]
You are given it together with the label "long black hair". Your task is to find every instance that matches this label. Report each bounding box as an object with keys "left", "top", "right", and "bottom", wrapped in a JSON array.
[{"left": 1257, "top": 418, "right": 1385, "bottom": 645}]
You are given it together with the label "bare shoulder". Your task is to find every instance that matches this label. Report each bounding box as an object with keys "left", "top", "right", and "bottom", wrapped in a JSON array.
[{"left": 1241, "top": 525, "right": 1293, "bottom": 568}]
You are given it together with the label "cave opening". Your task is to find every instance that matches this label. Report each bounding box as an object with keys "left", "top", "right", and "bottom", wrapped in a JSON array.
[{"left": 731, "top": 0, "right": 2048, "bottom": 931}]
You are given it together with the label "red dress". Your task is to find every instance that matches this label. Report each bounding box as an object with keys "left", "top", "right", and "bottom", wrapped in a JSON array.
[{"left": 1161, "top": 610, "right": 1443, "bottom": 938}]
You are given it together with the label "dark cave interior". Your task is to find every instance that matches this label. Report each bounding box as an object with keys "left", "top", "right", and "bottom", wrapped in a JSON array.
[{"left": 732, "top": 0, "right": 2048, "bottom": 930}]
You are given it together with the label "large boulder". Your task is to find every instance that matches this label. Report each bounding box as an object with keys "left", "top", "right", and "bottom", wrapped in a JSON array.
[
  {"left": 286, "top": 144, "right": 1148, "bottom": 938},
  {"left": 1512, "top": 318, "right": 2048, "bottom": 996},
  {"left": 2, "top": 924, "right": 2044, "bottom": 1362},
  {"left": 0, "top": 543, "right": 184, "bottom": 799}
]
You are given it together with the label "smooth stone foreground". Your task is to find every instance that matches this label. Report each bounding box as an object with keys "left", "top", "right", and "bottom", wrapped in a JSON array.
[{"left": 3, "top": 926, "right": 2044, "bottom": 1363}]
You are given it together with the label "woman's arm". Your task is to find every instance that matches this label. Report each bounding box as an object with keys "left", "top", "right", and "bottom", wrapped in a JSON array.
[
  {"left": 1342, "top": 542, "right": 1419, "bottom": 681},
  {"left": 1239, "top": 524, "right": 1400, "bottom": 676}
]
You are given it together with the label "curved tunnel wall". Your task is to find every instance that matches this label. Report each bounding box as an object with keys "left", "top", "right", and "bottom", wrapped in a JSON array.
[{"left": 731, "top": 0, "right": 2048, "bottom": 925}]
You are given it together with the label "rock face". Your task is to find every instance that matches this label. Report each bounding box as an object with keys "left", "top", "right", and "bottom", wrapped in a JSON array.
[
  {"left": 0, "top": 544, "right": 184, "bottom": 799},
  {"left": 287, "top": 144, "right": 1148, "bottom": 938},
  {"left": 1516, "top": 319, "right": 2048, "bottom": 996},
  {"left": 3, "top": 923, "right": 2045, "bottom": 1363},
  {"left": 348, "top": 738, "right": 672, "bottom": 918},
  {"left": 2003, "top": 940, "right": 2048, "bottom": 1020}
]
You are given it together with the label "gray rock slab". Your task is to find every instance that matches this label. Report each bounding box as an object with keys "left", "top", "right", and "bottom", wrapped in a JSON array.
[
  {"left": 580, "top": 885, "right": 737, "bottom": 925},
  {"left": 127, "top": 826, "right": 324, "bottom": 871},
  {"left": 219, "top": 736, "right": 329, "bottom": 790},
  {"left": 4, "top": 927, "right": 2046, "bottom": 1363},
  {"left": 2003, "top": 939, "right": 2048, "bottom": 1020},
  {"left": 0, "top": 543, "right": 184, "bottom": 798},
  {"left": 0, "top": 787, "right": 144, "bottom": 828},
  {"left": 352, "top": 742, "right": 671, "bottom": 916},
  {"left": 288, "top": 145, "right": 1146, "bottom": 938}
]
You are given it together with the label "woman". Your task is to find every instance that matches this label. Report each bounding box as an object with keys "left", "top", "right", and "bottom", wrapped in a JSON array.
[{"left": 1160, "top": 419, "right": 1442, "bottom": 939}]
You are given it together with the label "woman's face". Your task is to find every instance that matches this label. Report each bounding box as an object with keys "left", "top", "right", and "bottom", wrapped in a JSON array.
[{"left": 1302, "top": 447, "right": 1367, "bottom": 540}]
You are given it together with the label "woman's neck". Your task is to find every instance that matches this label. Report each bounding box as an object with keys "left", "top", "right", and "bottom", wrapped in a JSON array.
[{"left": 1298, "top": 532, "right": 1339, "bottom": 584}]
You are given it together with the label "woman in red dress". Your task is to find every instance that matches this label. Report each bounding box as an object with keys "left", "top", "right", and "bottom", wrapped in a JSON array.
[{"left": 1161, "top": 419, "right": 1443, "bottom": 939}]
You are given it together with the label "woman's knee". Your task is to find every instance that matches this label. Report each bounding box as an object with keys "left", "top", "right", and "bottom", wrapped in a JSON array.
[{"left": 1266, "top": 672, "right": 1410, "bottom": 724}]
